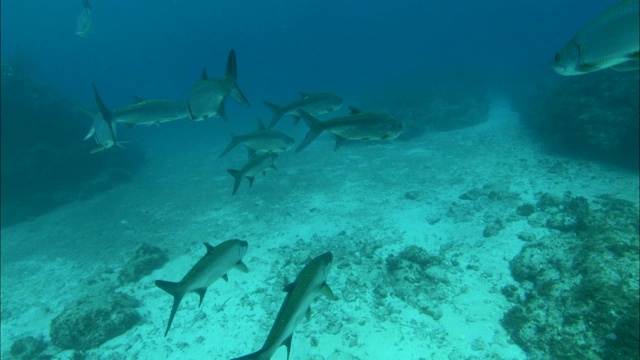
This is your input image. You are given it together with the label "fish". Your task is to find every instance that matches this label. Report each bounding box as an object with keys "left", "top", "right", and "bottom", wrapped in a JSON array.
[
  {"left": 552, "top": 0, "right": 639, "bottom": 76},
  {"left": 218, "top": 119, "right": 295, "bottom": 158},
  {"left": 295, "top": 106, "right": 403, "bottom": 153},
  {"left": 80, "top": 84, "right": 126, "bottom": 154},
  {"left": 226, "top": 152, "right": 278, "bottom": 195},
  {"left": 231, "top": 252, "right": 337, "bottom": 360},
  {"left": 155, "top": 239, "right": 249, "bottom": 336},
  {"left": 264, "top": 92, "right": 343, "bottom": 128},
  {"left": 76, "top": 0, "right": 94, "bottom": 38},
  {"left": 113, "top": 96, "right": 189, "bottom": 128},
  {"left": 187, "top": 49, "right": 250, "bottom": 121}
]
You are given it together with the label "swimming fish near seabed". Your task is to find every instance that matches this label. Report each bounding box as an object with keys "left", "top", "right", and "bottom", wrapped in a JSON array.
[
  {"left": 76, "top": 0, "right": 94, "bottom": 38},
  {"left": 231, "top": 252, "right": 337, "bottom": 360},
  {"left": 295, "top": 107, "right": 403, "bottom": 153},
  {"left": 114, "top": 96, "right": 189, "bottom": 128},
  {"left": 226, "top": 152, "right": 278, "bottom": 195},
  {"left": 264, "top": 92, "right": 343, "bottom": 128},
  {"left": 219, "top": 119, "right": 295, "bottom": 158},
  {"left": 552, "top": 0, "right": 639, "bottom": 76},
  {"left": 187, "top": 49, "right": 250, "bottom": 121},
  {"left": 155, "top": 240, "right": 249, "bottom": 336},
  {"left": 80, "top": 84, "right": 126, "bottom": 153}
]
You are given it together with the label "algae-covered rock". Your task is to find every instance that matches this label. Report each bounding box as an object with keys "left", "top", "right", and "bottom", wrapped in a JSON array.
[
  {"left": 50, "top": 292, "right": 141, "bottom": 351},
  {"left": 9, "top": 336, "right": 48, "bottom": 360},
  {"left": 117, "top": 243, "right": 169, "bottom": 284}
]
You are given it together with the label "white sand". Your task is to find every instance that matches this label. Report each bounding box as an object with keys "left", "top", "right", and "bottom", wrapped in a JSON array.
[{"left": 1, "top": 96, "right": 638, "bottom": 360}]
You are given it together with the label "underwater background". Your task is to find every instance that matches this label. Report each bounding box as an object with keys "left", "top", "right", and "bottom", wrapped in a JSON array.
[{"left": 1, "top": 1, "right": 638, "bottom": 359}]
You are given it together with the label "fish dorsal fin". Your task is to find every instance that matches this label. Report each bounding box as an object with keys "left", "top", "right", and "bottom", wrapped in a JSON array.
[
  {"left": 225, "top": 49, "right": 237, "bottom": 80},
  {"left": 257, "top": 119, "right": 266, "bottom": 131},
  {"left": 200, "top": 67, "right": 208, "bottom": 80},
  {"left": 203, "top": 242, "right": 215, "bottom": 253},
  {"left": 283, "top": 281, "right": 296, "bottom": 293},
  {"left": 321, "top": 283, "right": 338, "bottom": 300},
  {"left": 235, "top": 261, "right": 249, "bottom": 273},
  {"left": 348, "top": 106, "right": 363, "bottom": 114},
  {"left": 284, "top": 335, "right": 293, "bottom": 360},
  {"left": 130, "top": 95, "right": 145, "bottom": 104},
  {"left": 222, "top": 273, "right": 229, "bottom": 282},
  {"left": 195, "top": 288, "right": 207, "bottom": 306},
  {"left": 299, "top": 91, "right": 309, "bottom": 98}
]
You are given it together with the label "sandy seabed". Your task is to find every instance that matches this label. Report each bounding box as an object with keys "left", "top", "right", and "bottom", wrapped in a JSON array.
[{"left": 2, "top": 97, "right": 638, "bottom": 360}]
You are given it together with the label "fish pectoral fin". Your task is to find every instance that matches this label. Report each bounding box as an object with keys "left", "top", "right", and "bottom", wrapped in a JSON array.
[
  {"left": 246, "top": 177, "right": 256, "bottom": 188},
  {"left": 576, "top": 63, "right": 600, "bottom": 72},
  {"left": 321, "top": 283, "right": 338, "bottom": 300},
  {"left": 195, "top": 288, "right": 207, "bottom": 306},
  {"left": 235, "top": 261, "right": 249, "bottom": 273},
  {"left": 305, "top": 307, "right": 312, "bottom": 321},
  {"left": 90, "top": 146, "right": 105, "bottom": 154},
  {"left": 222, "top": 274, "right": 229, "bottom": 282},
  {"left": 283, "top": 335, "right": 293, "bottom": 360},
  {"left": 84, "top": 127, "right": 95, "bottom": 140},
  {"left": 333, "top": 136, "right": 347, "bottom": 151}
]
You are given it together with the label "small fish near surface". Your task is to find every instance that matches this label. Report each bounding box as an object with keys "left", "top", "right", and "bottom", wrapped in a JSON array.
[
  {"left": 231, "top": 252, "right": 337, "bottom": 360},
  {"left": 264, "top": 92, "right": 344, "bottom": 128},
  {"left": 295, "top": 106, "right": 403, "bottom": 153},
  {"left": 552, "top": 0, "right": 639, "bottom": 76},
  {"left": 187, "top": 49, "right": 250, "bottom": 121},
  {"left": 114, "top": 96, "right": 189, "bottom": 128},
  {"left": 227, "top": 152, "right": 278, "bottom": 195},
  {"left": 80, "top": 84, "right": 127, "bottom": 154},
  {"left": 219, "top": 119, "right": 295, "bottom": 158},
  {"left": 155, "top": 239, "right": 249, "bottom": 336},
  {"left": 76, "top": 0, "right": 94, "bottom": 38}
]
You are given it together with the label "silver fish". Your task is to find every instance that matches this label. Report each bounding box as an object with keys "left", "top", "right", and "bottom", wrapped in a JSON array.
[
  {"left": 264, "top": 92, "right": 343, "bottom": 128},
  {"left": 231, "top": 252, "right": 336, "bottom": 360},
  {"left": 114, "top": 96, "right": 189, "bottom": 128},
  {"left": 76, "top": 0, "right": 93, "bottom": 38},
  {"left": 226, "top": 152, "right": 278, "bottom": 195},
  {"left": 295, "top": 106, "right": 403, "bottom": 153},
  {"left": 187, "top": 49, "right": 250, "bottom": 121},
  {"left": 155, "top": 240, "right": 249, "bottom": 336},
  {"left": 219, "top": 119, "right": 295, "bottom": 158},
  {"left": 552, "top": 0, "right": 639, "bottom": 75}
]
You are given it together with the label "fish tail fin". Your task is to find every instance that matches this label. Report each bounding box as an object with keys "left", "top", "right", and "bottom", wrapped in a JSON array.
[
  {"left": 225, "top": 49, "right": 250, "bottom": 108},
  {"left": 219, "top": 134, "right": 238, "bottom": 158},
  {"left": 226, "top": 169, "right": 243, "bottom": 195},
  {"left": 82, "top": 0, "right": 92, "bottom": 11},
  {"left": 155, "top": 280, "right": 183, "bottom": 337},
  {"left": 295, "top": 109, "right": 323, "bottom": 153},
  {"left": 264, "top": 101, "right": 286, "bottom": 128}
]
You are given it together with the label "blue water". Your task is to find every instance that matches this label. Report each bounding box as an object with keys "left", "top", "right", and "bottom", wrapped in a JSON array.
[{"left": 1, "top": 1, "right": 638, "bottom": 359}]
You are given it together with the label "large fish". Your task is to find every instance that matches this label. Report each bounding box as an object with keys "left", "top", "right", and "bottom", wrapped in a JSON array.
[
  {"left": 231, "top": 252, "right": 337, "bottom": 360},
  {"left": 295, "top": 107, "right": 403, "bottom": 153},
  {"left": 80, "top": 84, "right": 126, "bottom": 153},
  {"left": 264, "top": 92, "right": 343, "bottom": 128},
  {"left": 155, "top": 239, "right": 249, "bottom": 336},
  {"left": 552, "top": 0, "right": 639, "bottom": 76},
  {"left": 226, "top": 152, "right": 278, "bottom": 195},
  {"left": 187, "top": 49, "right": 250, "bottom": 121},
  {"left": 219, "top": 119, "right": 295, "bottom": 158},
  {"left": 76, "top": 0, "right": 93, "bottom": 38},
  {"left": 114, "top": 96, "right": 189, "bottom": 128}
]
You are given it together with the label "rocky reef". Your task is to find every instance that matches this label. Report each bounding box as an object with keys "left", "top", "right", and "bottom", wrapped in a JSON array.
[
  {"left": 502, "top": 192, "right": 639, "bottom": 359},
  {"left": 512, "top": 70, "right": 639, "bottom": 169}
]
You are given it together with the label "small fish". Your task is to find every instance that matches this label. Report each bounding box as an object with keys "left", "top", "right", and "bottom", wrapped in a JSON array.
[
  {"left": 226, "top": 152, "right": 278, "bottom": 195},
  {"left": 187, "top": 49, "right": 250, "bottom": 121},
  {"left": 231, "top": 252, "right": 337, "bottom": 360},
  {"left": 219, "top": 119, "right": 295, "bottom": 158},
  {"left": 264, "top": 92, "right": 343, "bottom": 128},
  {"left": 80, "top": 84, "right": 126, "bottom": 153},
  {"left": 76, "top": 0, "right": 94, "bottom": 38},
  {"left": 295, "top": 107, "right": 403, "bottom": 153},
  {"left": 114, "top": 97, "right": 189, "bottom": 128},
  {"left": 155, "top": 240, "right": 249, "bottom": 336},
  {"left": 552, "top": 0, "right": 639, "bottom": 76}
]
